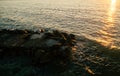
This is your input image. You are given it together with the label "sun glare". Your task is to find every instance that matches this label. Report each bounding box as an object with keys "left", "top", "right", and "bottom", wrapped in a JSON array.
[
  {"left": 96, "top": 0, "right": 117, "bottom": 48},
  {"left": 111, "top": 0, "right": 116, "bottom": 12},
  {"left": 111, "top": 0, "right": 116, "bottom": 4}
]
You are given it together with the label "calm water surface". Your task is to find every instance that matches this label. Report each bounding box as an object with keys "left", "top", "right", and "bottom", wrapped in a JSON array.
[{"left": 0, "top": 0, "right": 120, "bottom": 49}]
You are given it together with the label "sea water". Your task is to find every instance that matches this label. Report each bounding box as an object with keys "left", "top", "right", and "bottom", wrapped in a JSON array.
[{"left": 0, "top": 0, "right": 120, "bottom": 49}]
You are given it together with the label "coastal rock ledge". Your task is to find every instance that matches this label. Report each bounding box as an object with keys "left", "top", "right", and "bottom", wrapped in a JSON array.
[{"left": 0, "top": 29, "right": 76, "bottom": 65}]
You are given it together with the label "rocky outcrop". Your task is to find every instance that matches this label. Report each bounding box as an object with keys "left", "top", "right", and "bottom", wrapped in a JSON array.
[{"left": 0, "top": 29, "right": 76, "bottom": 65}]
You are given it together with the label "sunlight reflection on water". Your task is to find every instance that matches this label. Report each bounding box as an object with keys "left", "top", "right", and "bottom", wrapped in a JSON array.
[{"left": 96, "top": 0, "right": 117, "bottom": 48}]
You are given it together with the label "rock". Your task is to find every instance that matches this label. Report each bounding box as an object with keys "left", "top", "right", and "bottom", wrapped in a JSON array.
[
  {"left": 40, "top": 29, "right": 44, "bottom": 33},
  {"left": 44, "top": 33, "right": 55, "bottom": 39},
  {"left": 15, "top": 67, "right": 34, "bottom": 76},
  {"left": 1, "top": 34, "right": 25, "bottom": 47},
  {"left": 45, "top": 39, "right": 60, "bottom": 47},
  {"left": 0, "top": 29, "right": 76, "bottom": 65},
  {"left": 33, "top": 49, "right": 51, "bottom": 63},
  {"left": 53, "top": 30, "right": 61, "bottom": 36},
  {"left": 30, "top": 33, "right": 44, "bottom": 39},
  {"left": 21, "top": 39, "right": 44, "bottom": 49},
  {"left": 0, "top": 49, "right": 3, "bottom": 52},
  {"left": 60, "top": 46, "right": 69, "bottom": 51},
  {"left": 69, "top": 34, "right": 75, "bottom": 39}
]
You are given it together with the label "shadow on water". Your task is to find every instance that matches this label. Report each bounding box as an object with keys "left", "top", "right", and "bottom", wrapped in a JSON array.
[{"left": 74, "top": 36, "right": 120, "bottom": 76}]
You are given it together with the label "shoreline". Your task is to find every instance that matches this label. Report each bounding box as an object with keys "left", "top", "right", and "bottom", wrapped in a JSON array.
[{"left": 0, "top": 29, "right": 120, "bottom": 76}]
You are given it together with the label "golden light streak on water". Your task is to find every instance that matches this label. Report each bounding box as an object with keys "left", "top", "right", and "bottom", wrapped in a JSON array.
[{"left": 96, "top": 0, "right": 117, "bottom": 48}]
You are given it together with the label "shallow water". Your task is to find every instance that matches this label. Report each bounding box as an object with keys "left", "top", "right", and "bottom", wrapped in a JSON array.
[{"left": 0, "top": 0, "right": 120, "bottom": 49}]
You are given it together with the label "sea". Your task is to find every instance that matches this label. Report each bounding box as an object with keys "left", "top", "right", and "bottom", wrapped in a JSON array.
[{"left": 0, "top": 0, "right": 120, "bottom": 49}]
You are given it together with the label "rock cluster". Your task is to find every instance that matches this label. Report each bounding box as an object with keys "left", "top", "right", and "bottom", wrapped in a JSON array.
[{"left": 0, "top": 29, "right": 76, "bottom": 65}]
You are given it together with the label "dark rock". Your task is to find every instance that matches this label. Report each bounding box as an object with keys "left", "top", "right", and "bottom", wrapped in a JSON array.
[
  {"left": 53, "top": 30, "right": 61, "bottom": 36},
  {"left": 44, "top": 32, "right": 55, "bottom": 38},
  {"left": 40, "top": 29, "right": 44, "bottom": 33},
  {"left": 33, "top": 49, "right": 51, "bottom": 64},
  {"left": 15, "top": 67, "right": 34, "bottom": 76},
  {"left": 21, "top": 39, "right": 44, "bottom": 49},
  {"left": 45, "top": 39, "right": 60, "bottom": 47},
  {"left": 69, "top": 34, "right": 75, "bottom": 39},
  {"left": 0, "top": 49, "right": 3, "bottom": 52},
  {"left": 0, "top": 29, "right": 76, "bottom": 66},
  {"left": 30, "top": 34, "right": 44, "bottom": 39}
]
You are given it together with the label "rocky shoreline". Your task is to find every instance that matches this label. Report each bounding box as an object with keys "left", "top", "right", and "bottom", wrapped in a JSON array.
[
  {"left": 0, "top": 29, "right": 120, "bottom": 76},
  {"left": 0, "top": 29, "right": 76, "bottom": 64}
]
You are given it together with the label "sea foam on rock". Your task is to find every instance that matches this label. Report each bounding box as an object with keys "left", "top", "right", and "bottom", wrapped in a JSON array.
[{"left": 0, "top": 29, "right": 76, "bottom": 65}]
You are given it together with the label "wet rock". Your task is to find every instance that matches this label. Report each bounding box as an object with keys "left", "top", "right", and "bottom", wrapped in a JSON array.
[
  {"left": 53, "top": 30, "right": 61, "bottom": 36},
  {"left": 0, "top": 29, "right": 76, "bottom": 66},
  {"left": 21, "top": 39, "right": 44, "bottom": 49},
  {"left": 0, "top": 34, "right": 26, "bottom": 48},
  {"left": 45, "top": 39, "right": 60, "bottom": 47},
  {"left": 30, "top": 33, "right": 44, "bottom": 39},
  {"left": 44, "top": 33, "right": 55, "bottom": 38},
  {"left": 69, "top": 34, "right": 75, "bottom": 39}
]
